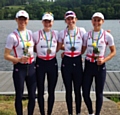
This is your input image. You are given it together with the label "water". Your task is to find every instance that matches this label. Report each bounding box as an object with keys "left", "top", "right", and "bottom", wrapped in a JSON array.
[{"left": 0, "top": 20, "right": 120, "bottom": 71}]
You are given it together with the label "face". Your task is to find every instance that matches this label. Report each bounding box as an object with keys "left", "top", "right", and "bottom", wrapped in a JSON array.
[
  {"left": 92, "top": 17, "right": 104, "bottom": 31},
  {"left": 16, "top": 16, "right": 29, "bottom": 30},
  {"left": 42, "top": 20, "right": 53, "bottom": 31},
  {"left": 65, "top": 17, "right": 77, "bottom": 28}
]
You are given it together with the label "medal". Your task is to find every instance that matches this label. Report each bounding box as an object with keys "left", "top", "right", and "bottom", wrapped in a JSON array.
[
  {"left": 71, "top": 46, "right": 76, "bottom": 51},
  {"left": 43, "top": 30, "right": 53, "bottom": 55},
  {"left": 68, "top": 27, "right": 77, "bottom": 52},
  {"left": 47, "top": 49, "right": 51, "bottom": 54}
]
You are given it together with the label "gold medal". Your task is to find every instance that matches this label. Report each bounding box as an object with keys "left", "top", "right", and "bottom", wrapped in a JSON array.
[
  {"left": 47, "top": 49, "right": 51, "bottom": 54},
  {"left": 71, "top": 47, "right": 76, "bottom": 52}
]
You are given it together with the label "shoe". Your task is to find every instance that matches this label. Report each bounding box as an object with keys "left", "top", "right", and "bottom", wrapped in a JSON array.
[{"left": 76, "top": 113, "right": 80, "bottom": 115}]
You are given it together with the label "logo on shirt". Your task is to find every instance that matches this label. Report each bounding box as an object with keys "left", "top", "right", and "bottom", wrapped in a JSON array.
[
  {"left": 101, "top": 41, "right": 104, "bottom": 44},
  {"left": 53, "top": 40, "right": 57, "bottom": 43}
]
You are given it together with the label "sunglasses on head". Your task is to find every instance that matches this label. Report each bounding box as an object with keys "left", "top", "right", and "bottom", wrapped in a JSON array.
[
  {"left": 65, "top": 12, "right": 74, "bottom": 16},
  {"left": 43, "top": 12, "right": 54, "bottom": 17}
]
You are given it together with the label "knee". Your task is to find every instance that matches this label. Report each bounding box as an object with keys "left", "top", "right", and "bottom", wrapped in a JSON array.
[
  {"left": 96, "top": 93, "right": 103, "bottom": 99},
  {"left": 82, "top": 90, "right": 90, "bottom": 99}
]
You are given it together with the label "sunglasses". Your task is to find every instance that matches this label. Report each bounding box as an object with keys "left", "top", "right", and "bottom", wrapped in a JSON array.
[{"left": 43, "top": 12, "right": 54, "bottom": 17}]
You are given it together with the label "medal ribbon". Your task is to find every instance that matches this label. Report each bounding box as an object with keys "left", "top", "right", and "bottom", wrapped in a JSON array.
[
  {"left": 17, "top": 29, "right": 28, "bottom": 48},
  {"left": 92, "top": 30, "right": 101, "bottom": 46},
  {"left": 68, "top": 27, "right": 76, "bottom": 48},
  {"left": 43, "top": 30, "right": 52, "bottom": 49}
]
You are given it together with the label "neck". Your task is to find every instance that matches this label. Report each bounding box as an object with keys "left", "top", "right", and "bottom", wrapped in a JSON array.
[
  {"left": 68, "top": 25, "right": 76, "bottom": 30},
  {"left": 18, "top": 27, "right": 26, "bottom": 31},
  {"left": 43, "top": 28, "right": 50, "bottom": 32},
  {"left": 94, "top": 27, "right": 101, "bottom": 32}
]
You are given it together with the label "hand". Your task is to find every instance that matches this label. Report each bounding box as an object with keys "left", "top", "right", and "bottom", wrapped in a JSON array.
[
  {"left": 19, "top": 56, "right": 29, "bottom": 63},
  {"left": 97, "top": 58, "right": 105, "bottom": 65},
  {"left": 61, "top": 52, "right": 64, "bottom": 58},
  {"left": 107, "top": 30, "right": 111, "bottom": 33}
]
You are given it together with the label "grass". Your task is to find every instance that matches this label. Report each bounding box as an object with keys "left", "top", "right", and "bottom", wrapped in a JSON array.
[
  {"left": 107, "top": 94, "right": 120, "bottom": 110},
  {"left": 0, "top": 95, "right": 28, "bottom": 115}
]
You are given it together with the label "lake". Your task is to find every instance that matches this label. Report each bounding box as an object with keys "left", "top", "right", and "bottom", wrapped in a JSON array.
[{"left": 0, "top": 20, "right": 120, "bottom": 71}]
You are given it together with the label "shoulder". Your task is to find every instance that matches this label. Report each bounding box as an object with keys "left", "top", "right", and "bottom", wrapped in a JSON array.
[
  {"left": 83, "top": 31, "right": 90, "bottom": 38},
  {"left": 8, "top": 31, "right": 17, "bottom": 40},
  {"left": 33, "top": 30, "right": 41, "bottom": 36},
  {"left": 26, "top": 29, "right": 33, "bottom": 35},
  {"left": 78, "top": 27, "right": 86, "bottom": 35},
  {"left": 52, "top": 30, "right": 59, "bottom": 35},
  {"left": 104, "top": 31, "right": 113, "bottom": 38},
  {"left": 59, "top": 29, "right": 65, "bottom": 34},
  {"left": 78, "top": 27, "right": 86, "bottom": 31}
]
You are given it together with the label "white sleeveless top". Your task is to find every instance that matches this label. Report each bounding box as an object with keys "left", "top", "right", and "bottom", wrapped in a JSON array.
[
  {"left": 5, "top": 29, "right": 34, "bottom": 64},
  {"left": 58, "top": 27, "right": 86, "bottom": 57},
  {"left": 33, "top": 30, "right": 58, "bottom": 60},
  {"left": 83, "top": 29, "right": 115, "bottom": 62}
]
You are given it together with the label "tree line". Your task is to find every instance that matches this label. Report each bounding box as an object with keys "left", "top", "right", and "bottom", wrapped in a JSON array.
[{"left": 0, "top": 0, "right": 120, "bottom": 20}]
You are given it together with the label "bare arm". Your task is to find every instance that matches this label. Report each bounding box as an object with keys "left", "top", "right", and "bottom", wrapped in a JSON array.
[
  {"left": 81, "top": 46, "right": 87, "bottom": 54},
  {"left": 97, "top": 45, "right": 116, "bottom": 65},
  {"left": 4, "top": 48, "right": 20, "bottom": 63},
  {"left": 56, "top": 42, "right": 64, "bottom": 52},
  {"left": 4, "top": 48, "right": 29, "bottom": 64}
]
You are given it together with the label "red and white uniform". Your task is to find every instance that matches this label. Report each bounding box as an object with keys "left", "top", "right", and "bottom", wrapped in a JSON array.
[
  {"left": 33, "top": 30, "right": 58, "bottom": 60},
  {"left": 5, "top": 29, "right": 34, "bottom": 63},
  {"left": 83, "top": 29, "right": 115, "bottom": 62},
  {"left": 58, "top": 27, "right": 86, "bottom": 57}
]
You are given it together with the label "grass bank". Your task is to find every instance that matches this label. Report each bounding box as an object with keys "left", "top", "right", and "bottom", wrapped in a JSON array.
[
  {"left": 0, "top": 95, "right": 28, "bottom": 115},
  {"left": 105, "top": 94, "right": 120, "bottom": 110}
]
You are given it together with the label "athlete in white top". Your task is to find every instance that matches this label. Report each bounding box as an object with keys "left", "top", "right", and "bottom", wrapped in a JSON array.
[
  {"left": 82, "top": 12, "right": 116, "bottom": 115},
  {"left": 33, "top": 28, "right": 58, "bottom": 60},
  {"left": 33, "top": 12, "right": 58, "bottom": 115},
  {"left": 5, "top": 29, "right": 34, "bottom": 63},
  {"left": 58, "top": 26, "right": 86, "bottom": 57},
  {"left": 58, "top": 11, "right": 86, "bottom": 115},
  {"left": 4, "top": 10, "right": 36, "bottom": 115}
]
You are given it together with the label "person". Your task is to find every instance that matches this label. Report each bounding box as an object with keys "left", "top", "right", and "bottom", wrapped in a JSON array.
[
  {"left": 58, "top": 11, "right": 86, "bottom": 115},
  {"left": 4, "top": 10, "right": 36, "bottom": 115},
  {"left": 33, "top": 12, "right": 58, "bottom": 115},
  {"left": 82, "top": 12, "right": 116, "bottom": 115}
]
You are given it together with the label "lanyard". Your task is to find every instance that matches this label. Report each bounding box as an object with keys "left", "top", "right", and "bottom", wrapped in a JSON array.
[
  {"left": 92, "top": 30, "right": 101, "bottom": 46},
  {"left": 17, "top": 29, "right": 28, "bottom": 48},
  {"left": 43, "top": 30, "right": 53, "bottom": 49},
  {"left": 68, "top": 27, "right": 76, "bottom": 47}
]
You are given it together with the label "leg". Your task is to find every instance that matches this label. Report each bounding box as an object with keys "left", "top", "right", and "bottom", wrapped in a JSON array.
[
  {"left": 47, "top": 59, "right": 58, "bottom": 115},
  {"left": 72, "top": 63, "right": 83, "bottom": 114},
  {"left": 36, "top": 59, "right": 46, "bottom": 115},
  {"left": 95, "top": 64, "right": 106, "bottom": 115},
  {"left": 13, "top": 64, "right": 26, "bottom": 115},
  {"left": 82, "top": 60, "right": 94, "bottom": 114},
  {"left": 61, "top": 57, "right": 73, "bottom": 114},
  {"left": 26, "top": 63, "right": 36, "bottom": 115}
]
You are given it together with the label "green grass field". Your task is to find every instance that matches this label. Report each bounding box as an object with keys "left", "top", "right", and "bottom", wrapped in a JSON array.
[{"left": 0, "top": 95, "right": 28, "bottom": 115}]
